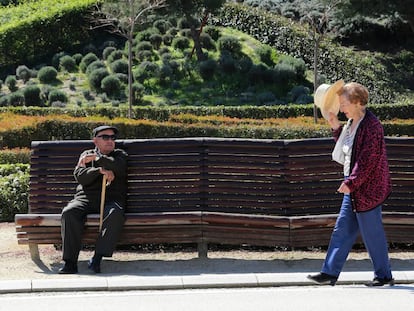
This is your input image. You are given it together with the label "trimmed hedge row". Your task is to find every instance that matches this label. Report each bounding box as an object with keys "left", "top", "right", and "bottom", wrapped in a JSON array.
[
  {"left": 1, "top": 102, "right": 414, "bottom": 121},
  {"left": 1, "top": 115, "right": 414, "bottom": 149}
]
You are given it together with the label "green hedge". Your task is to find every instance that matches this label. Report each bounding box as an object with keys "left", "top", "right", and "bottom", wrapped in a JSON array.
[
  {"left": 0, "top": 0, "right": 99, "bottom": 67},
  {"left": 1, "top": 102, "right": 414, "bottom": 121}
]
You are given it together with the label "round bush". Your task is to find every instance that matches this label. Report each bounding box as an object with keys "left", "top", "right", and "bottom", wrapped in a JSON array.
[
  {"left": 8, "top": 92, "right": 24, "bottom": 106},
  {"left": 172, "top": 36, "right": 190, "bottom": 50},
  {"left": 51, "top": 51, "right": 68, "bottom": 69},
  {"left": 110, "top": 59, "right": 129, "bottom": 75},
  {"left": 59, "top": 55, "right": 77, "bottom": 72},
  {"left": 79, "top": 52, "right": 99, "bottom": 73},
  {"left": 200, "top": 33, "right": 216, "bottom": 51},
  {"left": 103, "top": 46, "right": 117, "bottom": 60},
  {"left": 136, "top": 41, "right": 153, "bottom": 52},
  {"left": 5, "top": 75, "right": 18, "bottom": 92},
  {"left": 162, "top": 34, "right": 173, "bottom": 46},
  {"left": 48, "top": 89, "right": 68, "bottom": 104},
  {"left": 22, "top": 85, "right": 42, "bottom": 106},
  {"left": 199, "top": 59, "right": 217, "bottom": 80},
  {"left": 153, "top": 19, "right": 171, "bottom": 34},
  {"left": 115, "top": 73, "right": 128, "bottom": 84},
  {"left": 149, "top": 34, "right": 163, "bottom": 49},
  {"left": 107, "top": 50, "right": 125, "bottom": 64},
  {"left": 204, "top": 26, "right": 221, "bottom": 41},
  {"left": 16, "top": 65, "right": 32, "bottom": 83},
  {"left": 37, "top": 66, "right": 58, "bottom": 84},
  {"left": 88, "top": 68, "right": 110, "bottom": 92},
  {"left": 133, "top": 61, "right": 159, "bottom": 82},
  {"left": 72, "top": 53, "right": 83, "bottom": 65},
  {"left": 218, "top": 36, "right": 242, "bottom": 54},
  {"left": 101, "top": 75, "right": 122, "bottom": 97},
  {"left": 86, "top": 60, "right": 106, "bottom": 76}
]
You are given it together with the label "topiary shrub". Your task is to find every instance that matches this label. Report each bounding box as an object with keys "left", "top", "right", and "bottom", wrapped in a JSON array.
[
  {"left": 218, "top": 35, "right": 242, "bottom": 54},
  {"left": 16, "top": 65, "right": 32, "bottom": 83},
  {"left": 79, "top": 52, "right": 99, "bottom": 73},
  {"left": 103, "top": 46, "right": 117, "bottom": 60},
  {"left": 86, "top": 60, "right": 106, "bottom": 76},
  {"left": 149, "top": 34, "right": 163, "bottom": 49},
  {"left": 5, "top": 75, "right": 18, "bottom": 92},
  {"left": 37, "top": 66, "right": 58, "bottom": 84},
  {"left": 172, "top": 36, "right": 190, "bottom": 50},
  {"left": 22, "top": 85, "right": 42, "bottom": 106},
  {"left": 59, "top": 55, "right": 77, "bottom": 72},
  {"left": 48, "top": 89, "right": 68, "bottom": 105},
  {"left": 199, "top": 59, "right": 217, "bottom": 80},
  {"left": 107, "top": 50, "right": 125, "bottom": 63},
  {"left": 110, "top": 59, "right": 129, "bottom": 75},
  {"left": 88, "top": 68, "right": 110, "bottom": 92},
  {"left": 7, "top": 91, "right": 24, "bottom": 106},
  {"left": 101, "top": 75, "right": 122, "bottom": 98},
  {"left": 133, "top": 61, "right": 159, "bottom": 82}
]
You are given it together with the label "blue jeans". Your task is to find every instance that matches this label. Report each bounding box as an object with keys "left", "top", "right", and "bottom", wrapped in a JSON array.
[{"left": 321, "top": 194, "right": 393, "bottom": 279}]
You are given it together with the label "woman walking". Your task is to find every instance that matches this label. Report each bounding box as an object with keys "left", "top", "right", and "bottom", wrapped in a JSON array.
[{"left": 308, "top": 81, "right": 394, "bottom": 286}]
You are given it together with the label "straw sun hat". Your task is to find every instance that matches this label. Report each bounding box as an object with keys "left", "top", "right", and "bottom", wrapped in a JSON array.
[{"left": 314, "top": 79, "right": 345, "bottom": 120}]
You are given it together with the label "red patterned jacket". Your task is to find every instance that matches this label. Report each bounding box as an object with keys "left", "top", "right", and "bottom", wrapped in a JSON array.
[{"left": 332, "top": 110, "right": 391, "bottom": 212}]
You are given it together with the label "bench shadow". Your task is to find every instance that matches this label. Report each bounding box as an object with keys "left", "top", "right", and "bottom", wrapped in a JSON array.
[{"left": 77, "top": 257, "right": 413, "bottom": 277}]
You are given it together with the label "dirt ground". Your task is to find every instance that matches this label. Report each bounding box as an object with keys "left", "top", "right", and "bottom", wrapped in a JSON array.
[{"left": 2, "top": 222, "right": 414, "bottom": 280}]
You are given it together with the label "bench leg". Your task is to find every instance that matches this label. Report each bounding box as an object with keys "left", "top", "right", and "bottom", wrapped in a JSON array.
[
  {"left": 197, "top": 242, "right": 208, "bottom": 258},
  {"left": 29, "top": 243, "right": 40, "bottom": 261}
]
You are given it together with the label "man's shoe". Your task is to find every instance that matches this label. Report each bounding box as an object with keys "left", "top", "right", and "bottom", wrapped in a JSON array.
[
  {"left": 58, "top": 261, "right": 78, "bottom": 274},
  {"left": 88, "top": 258, "right": 101, "bottom": 273},
  {"left": 307, "top": 273, "right": 337, "bottom": 286},
  {"left": 365, "top": 277, "right": 395, "bottom": 287}
]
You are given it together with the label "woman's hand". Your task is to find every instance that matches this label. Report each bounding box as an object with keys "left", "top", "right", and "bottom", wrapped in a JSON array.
[
  {"left": 337, "top": 182, "right": 351, "bottom": 194},
  {"left": 328, "top": 112, "right": 341, "bottom": 130}
]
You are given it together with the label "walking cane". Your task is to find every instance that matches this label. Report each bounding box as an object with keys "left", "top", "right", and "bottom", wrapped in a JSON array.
[{"left": 99, "top": 175, "right": 107, "bottom": 233}]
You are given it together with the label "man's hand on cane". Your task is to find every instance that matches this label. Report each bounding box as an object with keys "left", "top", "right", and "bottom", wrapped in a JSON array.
[{"left": 99, "top": 168, "right": 115, "bottom": 185}]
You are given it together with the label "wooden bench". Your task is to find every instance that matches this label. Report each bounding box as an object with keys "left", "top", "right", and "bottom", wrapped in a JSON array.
[{"left": 14, "top": 137, "right": 414, "bottom": 260}]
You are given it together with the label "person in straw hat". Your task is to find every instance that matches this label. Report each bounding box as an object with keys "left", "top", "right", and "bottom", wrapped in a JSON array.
[
  {"left": 59, "top": 125, "right": 128, "bottom": 274},
  {"left": 308, "top": 81, "right": 394, "bottom": 287}
]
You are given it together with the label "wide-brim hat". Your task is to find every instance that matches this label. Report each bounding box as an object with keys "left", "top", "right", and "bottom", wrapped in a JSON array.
[{"left": 314, "top": 79, "right": 345, "bottom": 120}]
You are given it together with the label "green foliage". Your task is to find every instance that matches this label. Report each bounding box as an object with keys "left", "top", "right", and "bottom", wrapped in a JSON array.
[
  {"left": 88, "top": 68, "right": 110, "bottom": 92},
  {"left": 218, "top": 35, "right": 242, "bottom": 54},
  {"left": 5, "top": 75, "right": 18, "bottom": 92},
  {"left": 37, "top": 66, "right": 58, "bottom": 83},
  {"left": 0, "top": 0, "right": 98, "bottom": 69},
  {"left": 15, "top": 65, "right": 32, "bottom": 82},
  {"left": 80, "top": 52, "right": 99, "bottom": 73},
  {"left": 0, "top": 164, "right": 29, "bottom": 221},
  {"left": 22, "top": 84, "right": 42, "bottom": 106},
  {"left": 59, "top": 55, "right": 77, "bottom": 72},
  {"left": 101, "top": 75, "right": 122, "bottom": 98},
  {"left": 0, "top": 148, "right": 30, "bottom": 164},
  {"left": 48, "top": 89, "right": 68, "bottom": 104}
]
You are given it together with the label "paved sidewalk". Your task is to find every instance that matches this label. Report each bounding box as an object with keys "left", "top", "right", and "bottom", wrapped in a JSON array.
[
  {"left": 1, "top": 269, "right": 414, "bottom": 294},
  {"left": 1, "top": 222, "right": 413, "bottom": 294}
]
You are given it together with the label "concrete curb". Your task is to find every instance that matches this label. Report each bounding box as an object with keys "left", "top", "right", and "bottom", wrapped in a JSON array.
[{"left": 1, "top": 271, "right": 413, "bottom": 294}]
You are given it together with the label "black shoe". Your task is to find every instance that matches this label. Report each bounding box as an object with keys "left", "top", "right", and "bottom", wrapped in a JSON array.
[
  {"left": 88, "top": 258, "right": 101, "bottom": 273},
  {"left": 58, "top": 261, "right": 78, "bottom": 274},
  {"left": 307, "top": 273, "right": 337, "bottom": 286},
  {"left": 365, "top": 277, "right": 394, "bottom": 287}
]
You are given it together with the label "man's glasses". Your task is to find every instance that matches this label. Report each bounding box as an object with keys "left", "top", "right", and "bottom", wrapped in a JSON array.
[{"left": 96, "top": 134, "right": 117, "bottom": 141}]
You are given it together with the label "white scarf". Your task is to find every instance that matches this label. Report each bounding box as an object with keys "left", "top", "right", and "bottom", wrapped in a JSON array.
[{"left": 332, "top": 119, "right": 352, "bottom": 165}]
